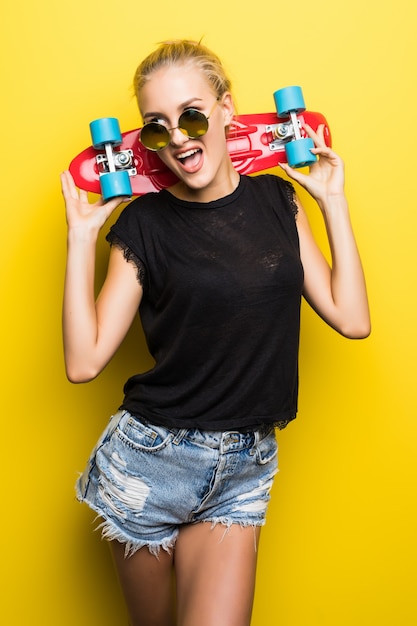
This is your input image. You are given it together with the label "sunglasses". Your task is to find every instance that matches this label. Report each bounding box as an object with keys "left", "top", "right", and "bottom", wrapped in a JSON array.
[{"left": 139, "top": 99, "right": 219, "bottom": 151}]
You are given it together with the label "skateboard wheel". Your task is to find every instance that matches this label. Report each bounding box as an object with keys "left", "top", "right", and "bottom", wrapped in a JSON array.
[
  {"left": 100, "top": 170, "right": 132, "bottom": 201},
  {"left": 274, "top": 86, "right": 306, "bottom": 118},
  {"left": 285, "top": 137, "right": 316, "bottom": 168},
  {"left": 90, "top": 117, "right": 122, "bottom": 149}
]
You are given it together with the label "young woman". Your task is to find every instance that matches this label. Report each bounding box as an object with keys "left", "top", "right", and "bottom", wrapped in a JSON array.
[{"left": 61, "top": 40, "right": 370, "bottom": 626}]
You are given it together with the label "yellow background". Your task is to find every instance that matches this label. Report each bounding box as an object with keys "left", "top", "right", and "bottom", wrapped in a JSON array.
[{"left": 2, "top": 0, "right": 416, "bottom": 624}]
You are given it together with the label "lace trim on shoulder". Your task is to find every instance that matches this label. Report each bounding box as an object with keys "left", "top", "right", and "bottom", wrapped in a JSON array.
[
  {"left": 107, "top": 233, "right": 146, "bottom": 287},
  {"left": 282, "top": 179, "right": 299, "bottom": 219}
]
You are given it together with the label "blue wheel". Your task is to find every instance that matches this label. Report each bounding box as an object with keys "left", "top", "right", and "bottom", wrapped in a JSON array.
[
  {"left": 90, "top": 117, "right": 122, "bottom": 149},
  {"left": 100, "top": 170, "right": 132, "bottom": 201},
  {"left": 285, "top": 138, "right": 316, "bottom": 168},
  {"left": 274, "top": 86, "right": 306, "bottom": 117}
]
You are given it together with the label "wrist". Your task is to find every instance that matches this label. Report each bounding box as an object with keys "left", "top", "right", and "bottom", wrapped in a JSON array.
[
  {"left": 317, "top": 192, "right": 348, "bottom": 215},
  {"left": 67, "top": 219, "right": 100, "bottom": 242},
  {"left": 67, "top": 223, "right": 101, "bottom": 245}
]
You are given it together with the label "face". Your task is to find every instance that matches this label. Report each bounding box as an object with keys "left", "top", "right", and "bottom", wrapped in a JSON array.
[{"left": 138, "top": 63, "right": 237, "bottom": 202}]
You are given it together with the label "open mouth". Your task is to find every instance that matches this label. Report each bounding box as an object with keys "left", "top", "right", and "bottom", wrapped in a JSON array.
[{"left": 176, "top": 148, "right": 202, "bottom": 169}]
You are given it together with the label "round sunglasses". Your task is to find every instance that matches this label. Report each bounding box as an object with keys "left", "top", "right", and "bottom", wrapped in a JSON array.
[{"left": 139, "top": 99, "right": 219, "bottom": 151}]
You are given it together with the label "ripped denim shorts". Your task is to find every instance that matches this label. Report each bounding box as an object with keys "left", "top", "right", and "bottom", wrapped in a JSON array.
[{"left": 76, "top": 410, "right": 278, "bottom": 557}]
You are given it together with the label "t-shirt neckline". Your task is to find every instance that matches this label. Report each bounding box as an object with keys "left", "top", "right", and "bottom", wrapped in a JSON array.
[{"left": 161, "top": 175, "right": 245, "bottom": 210}]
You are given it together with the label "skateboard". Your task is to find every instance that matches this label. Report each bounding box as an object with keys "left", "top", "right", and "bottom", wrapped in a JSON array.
[{"left": 69, "top": 86, "right": 331, "bottom": 200}]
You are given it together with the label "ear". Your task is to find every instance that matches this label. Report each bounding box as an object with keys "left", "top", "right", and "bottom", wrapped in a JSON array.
[{"left": 220, "top": 92, "right": 235, "bottom": 127}]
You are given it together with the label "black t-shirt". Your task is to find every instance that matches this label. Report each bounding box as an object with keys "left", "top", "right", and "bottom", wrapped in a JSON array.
[{"left": 106, "top": 174, "right": 304, "bottom": 431}]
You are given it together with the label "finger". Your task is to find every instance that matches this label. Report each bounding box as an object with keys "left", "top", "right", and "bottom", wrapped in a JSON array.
[
  {"left": 310, "top": 144, "right": 343, "bottom": 166},
  {"left": 60, "top": 170, "right": 79, "bottom": 201},
  {"left": 303, "top": 123, "right": 326, "bottom": 147},
  {"left": 279, "top": 162, "right": 308, "bottom": 185},
  {"left": 100, "top": 195, "right": 131, "bottom": 218},
  {"left": 79, "top": 188, "right": 89, "bottom": 203}
]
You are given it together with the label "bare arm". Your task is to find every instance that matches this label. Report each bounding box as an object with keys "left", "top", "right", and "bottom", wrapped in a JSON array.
[
  {"left": 280, "top": 125, "right": 371, "bottom": 339},
  {"left": 61, "top": 171, "right": 142, "bottom": 382}
]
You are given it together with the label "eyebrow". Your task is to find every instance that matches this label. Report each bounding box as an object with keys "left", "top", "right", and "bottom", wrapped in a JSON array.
[{"left": 143, "top": 98, "right": 204, "bottom": 121}]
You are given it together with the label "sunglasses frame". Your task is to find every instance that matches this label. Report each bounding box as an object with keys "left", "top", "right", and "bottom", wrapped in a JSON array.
[{"left": 140, "top": 99, "right": 219, "bottom": 151}]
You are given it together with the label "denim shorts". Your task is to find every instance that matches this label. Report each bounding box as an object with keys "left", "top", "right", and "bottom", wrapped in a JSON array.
[{"left": 76, "top": 410, "right": 278, "bottom": 556}]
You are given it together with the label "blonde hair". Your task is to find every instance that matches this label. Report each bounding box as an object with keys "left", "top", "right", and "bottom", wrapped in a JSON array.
[{"left": 133, "top": 39, "right": 232, "bottom": 103}]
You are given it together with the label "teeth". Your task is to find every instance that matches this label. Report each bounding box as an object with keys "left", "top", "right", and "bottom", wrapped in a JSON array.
[{"left": 177, "top": 149, "right": 199, "bottom": 161}]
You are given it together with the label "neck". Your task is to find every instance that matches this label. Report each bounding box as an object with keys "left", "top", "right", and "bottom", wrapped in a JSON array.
[{"left": 169, "top": 167, "right": 240, "bottom": 203}]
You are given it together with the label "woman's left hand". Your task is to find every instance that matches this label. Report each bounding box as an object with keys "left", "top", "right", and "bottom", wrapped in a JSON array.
[{"left": 279, "top": 124, "right": 345, "bottom": 206}]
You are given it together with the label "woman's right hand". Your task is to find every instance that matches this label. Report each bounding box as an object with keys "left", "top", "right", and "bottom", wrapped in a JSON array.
[{"left": 60, "top": 170, "right": 130, "bottom": 235}]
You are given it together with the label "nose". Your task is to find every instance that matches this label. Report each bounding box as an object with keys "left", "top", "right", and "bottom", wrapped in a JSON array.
[{"left": 169, "top": 126, "right": 189, "bottom": 147}]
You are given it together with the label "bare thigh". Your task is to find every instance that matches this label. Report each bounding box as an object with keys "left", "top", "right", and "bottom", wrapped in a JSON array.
[
  {"left": 175, "top": 523, "right": 261, "bottom": 626},
  {"left": 111, "top": 541, "right": 176, "bottom": 626}
]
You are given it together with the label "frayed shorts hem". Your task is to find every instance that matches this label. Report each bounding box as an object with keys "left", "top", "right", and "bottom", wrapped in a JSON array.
[
  {"left": 76, "top": 410, "right": 278, "bottom": 558},
  {"left": 77, "top": 491, "right": 266, "bottom": 559}
]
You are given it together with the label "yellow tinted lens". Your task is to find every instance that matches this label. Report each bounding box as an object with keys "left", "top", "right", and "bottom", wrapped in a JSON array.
[
  {"left": 179, "top": 110, "right": 209, "bottom": 138},
  {"left": 140, "top": 123, "right": 170, "bottom": 151}
]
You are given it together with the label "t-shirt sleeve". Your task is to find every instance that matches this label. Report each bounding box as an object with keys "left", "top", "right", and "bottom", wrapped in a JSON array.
[{"left": 106, "top": 199, "right": 148, "bottom": 287}]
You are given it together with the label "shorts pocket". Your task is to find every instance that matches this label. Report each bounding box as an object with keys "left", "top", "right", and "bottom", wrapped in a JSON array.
[
  {"left": 116, "top": 413, "right": 174, "bottom": 453},
  {"left": 255, "top": 429, "right": 278, "bottom": 466}
]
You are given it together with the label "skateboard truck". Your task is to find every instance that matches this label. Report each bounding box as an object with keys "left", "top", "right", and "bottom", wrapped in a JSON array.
[
  {"left": 89, "top": 117, "right": 135, "bottom": 200},
  {"left": 266, "top": 86, "right": 317, "bottom": 168},
  {"left": 95, "top": 148, "right": 136, "bottom": 174}
]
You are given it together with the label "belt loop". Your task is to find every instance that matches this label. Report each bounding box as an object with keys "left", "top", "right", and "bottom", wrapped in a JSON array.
[{"left": 172, "top": 428, "right": 188, "bottom": 445}]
